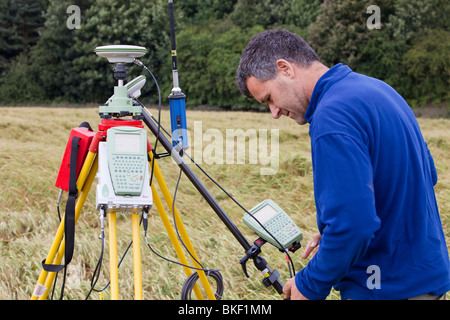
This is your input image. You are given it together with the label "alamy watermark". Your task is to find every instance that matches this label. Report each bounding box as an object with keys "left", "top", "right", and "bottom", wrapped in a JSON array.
[
  {"left": 173, "top": 121, "right": 280, "bottom": 176},
  {"left": 366, "top": 265, "right": 381, "bottom": 289},
  {"left": 66, "top": 5, "right": 381, "bottom": 31},
  {"left": 67, "top": 5, "right": 81, "bottom": 30},
  {"left": 366, "top": 5, "right": 381, "bottom": 30}
]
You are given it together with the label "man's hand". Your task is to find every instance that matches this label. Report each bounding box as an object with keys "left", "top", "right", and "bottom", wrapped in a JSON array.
[
  {"left": 283, "top": 232, "right": 322, "bottom": 300},
  {"left": 302, "top": 232, "right": 321, "bottom": 259},
  {"left": 283, "top": 277, "right": 309, "bottom": 300}
]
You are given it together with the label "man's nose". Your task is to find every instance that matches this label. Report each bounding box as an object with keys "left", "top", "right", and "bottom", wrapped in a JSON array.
[{"left": 269, "top": 104, "right": 281, "bottom": 119}]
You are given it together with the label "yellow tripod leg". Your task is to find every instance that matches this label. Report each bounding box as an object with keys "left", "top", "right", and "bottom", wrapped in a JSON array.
[
  {"left": 108, "top": 212, "right": 119, "bottom": 300},
  {"left": 149, "top": 152, "right": 216, "bottom": 300},
  {"left": 150, "top": 184, "right": 204, "bottom": 300},
  {"left": 31, "top": 152, "right": 98, "bottom": 300},
  {"left": 131, "top": 212, "right": 143, "bottom": 300}
]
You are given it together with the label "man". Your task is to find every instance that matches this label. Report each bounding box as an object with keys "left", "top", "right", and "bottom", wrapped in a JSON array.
[{"left": 236, "top": 29, "right": 450, "bottom": 300}]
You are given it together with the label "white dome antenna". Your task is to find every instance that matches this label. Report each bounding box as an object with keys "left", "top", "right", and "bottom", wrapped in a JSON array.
[
  {"left": 95, "top": 45, "right": 147, "bottom": 63},
  {"left": 95, "top": 44, "right": 148, "bottom": 119}
]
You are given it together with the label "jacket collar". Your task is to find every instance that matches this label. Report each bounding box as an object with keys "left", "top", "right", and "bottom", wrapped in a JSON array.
[{"left": 305, "top": 63, "right": 352, "bottom": 124}]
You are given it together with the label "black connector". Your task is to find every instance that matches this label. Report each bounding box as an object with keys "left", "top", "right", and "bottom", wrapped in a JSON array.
[{"left": 113, "top": 63, "right": 127, "bottom": 80}]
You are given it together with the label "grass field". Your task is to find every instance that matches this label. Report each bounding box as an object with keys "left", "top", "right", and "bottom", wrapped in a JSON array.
[{"left": 0, "top": 106, "right": 448, "bottom": 300}]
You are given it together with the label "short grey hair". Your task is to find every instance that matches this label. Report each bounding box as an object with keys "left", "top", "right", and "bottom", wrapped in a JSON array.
[{"left": 236, "top": 29, "right": 319, "bottom": 99}]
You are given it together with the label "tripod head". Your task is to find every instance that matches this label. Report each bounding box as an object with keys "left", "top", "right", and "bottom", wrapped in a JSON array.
[{"left": 95, "top": 45, "right": 147, "bottom": 119}]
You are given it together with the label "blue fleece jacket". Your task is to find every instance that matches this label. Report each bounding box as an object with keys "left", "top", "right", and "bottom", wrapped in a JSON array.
[{"left": 295, "top": 63, "right": 450, "bottom": 300}]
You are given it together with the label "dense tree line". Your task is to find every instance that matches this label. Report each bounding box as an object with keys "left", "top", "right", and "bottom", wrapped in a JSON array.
[{"left": 0, "top": 0, "right": 448, "bottom": 110}]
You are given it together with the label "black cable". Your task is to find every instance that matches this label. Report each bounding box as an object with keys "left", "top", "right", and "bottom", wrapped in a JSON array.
[
  {"left": 56, "top": 189, "right": 63, "bottom": 222},
  {"left": 135, "top": 60, "right": 224, "bottom": 290},
  {"left": 87, "top": 225, "right": 137, "bottom": 297},
  {"left": 143, "top": 225, "right": 223, "bottom": 299},
  {"left": 85, "top": 210, "right": 106, "bottom": 300},
  {"left": 84, "top": 213, "right": 146, "bottom": 299},
  {"left": 171, "top": 168, "right": 204, "bottom": 269},
  {"left": 59, "top": 267, "right": 67, "bottom": 299},
  {"left": 180, "top": 269, "right": 224, "bottom": 300},
  {"left": 129, "top": 61, "right": 225, "bottom": 300},
  {"left": 51, "top": 190, "right": 63, "bottom": 300},
  {"left": 143, "top": 207, "right": 224, "bottom": 300},
  {"left": 141, "top": 170, "right": 224, "bottom": 299},
  {"left": 143, "top": 234, "right": 218, "bottom": 273},
  {"left": 133, "top": 59, "right": 162, "bottom": 190},
  {"left": 141, "top": 178, "right": 221, "bottom": 272},
  {"left": 49, "top": 266, "right": 66, "bottom": 300},
  {"left": 286, "top": 253, "right": 293, "bottom": 278},
  {"left": 139, "top": 107, "right": 297, "bottom": 275},
  {"left": 135, "top": 60, "right": 294, "bottom": 293},
  {"left": 50, "top": 270, "right": 58, "bottom": 300},
  {"left": 183, "top": 139, "right": 297, "bottom": 274}
]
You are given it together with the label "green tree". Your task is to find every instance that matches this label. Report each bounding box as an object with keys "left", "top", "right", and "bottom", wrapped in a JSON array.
[
  {"left": 178, "top": 25, "right": 263, "bottom": 108},
  {"left": 178, "top": 0, "right": 237, "bottom": 25},
  {"left": 70, "top": 0, "right": 173, "bottom": 103},
  {"left": 231, "top": 0, "right": 291, "bottom": 29},
  {"left": 386, "top": 0, "right": 449, "bottom": 104},
  {"left": 286, "top": 0, "right": 322, "bottom": 30},
  {"left": 308, "top": 0, "right": 394, "bottom": 68},
  {"left": 176, "top": 26, "right": 214, "bottom": 106},
  {"left": 0, "top": 0, "right": 46, "bottom": 76},
  {"left": 0, "top": 49, "right": 47, "bottom": 103},
  {"left": 388, "top": 0, "right": 449, "bottom": 44},
  {"left": 34, "top": 0, "right": 93, "bottom": 102},
  {"left": 306, "top": 0, "right": 449, "bottom": 105},
  {"left": 0, "top": 0, "right": 176, "bottom": 104},
  {"left": 1, "top": 0, "right": 448, "bottom": 108},
  {"left": 403, "top": 29, "right": 450, "bottom": 105},
  {"left": 357, "top": 30, "right": 408, "bottom": 93}
]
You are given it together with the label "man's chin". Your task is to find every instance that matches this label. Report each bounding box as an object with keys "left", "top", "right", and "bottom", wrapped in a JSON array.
[{"left": 293, "top": 116, "right": 307, "bottom": 125}]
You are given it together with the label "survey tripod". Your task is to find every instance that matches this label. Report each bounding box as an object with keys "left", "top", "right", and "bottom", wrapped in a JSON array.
[
  {"left": 31, "top": 0, "right": 286, "bottom": 301},
  {"left": 30, "top": 91, "right": 285, "bottom": 301},
  {"left": 30, "top": 65, "right": 285, "bottom": 301}
]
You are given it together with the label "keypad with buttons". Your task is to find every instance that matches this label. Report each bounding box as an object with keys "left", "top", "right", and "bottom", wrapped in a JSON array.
[
  {"left": 109, "top": 154, "right": 146, "bottom": 196},
  {"left": 265, "top": 215, "right": 301, "bottom": 245}
]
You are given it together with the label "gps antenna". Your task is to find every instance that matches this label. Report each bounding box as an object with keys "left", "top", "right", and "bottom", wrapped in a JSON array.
[{"left": 168, "top": 0, "right": 188, "bottom": 150}]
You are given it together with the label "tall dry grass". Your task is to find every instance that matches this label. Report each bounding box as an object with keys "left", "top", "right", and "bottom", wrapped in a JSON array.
[{"left": 0, "top": 106, "right": 448, "bottom": 300}]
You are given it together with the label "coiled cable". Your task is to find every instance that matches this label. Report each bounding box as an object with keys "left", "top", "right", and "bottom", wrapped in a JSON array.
[{"left": 180, "top": 269, "right": 224, "bottom": 300}]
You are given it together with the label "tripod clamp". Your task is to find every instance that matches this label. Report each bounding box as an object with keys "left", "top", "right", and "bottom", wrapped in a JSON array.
[{"left": 239, "top": 238, "right": 283, "bottom": 294}]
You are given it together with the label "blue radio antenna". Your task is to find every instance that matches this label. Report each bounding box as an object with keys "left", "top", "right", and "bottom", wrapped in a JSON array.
[{"left": 168, "top": 0, "right": 188, "bottom": 150}]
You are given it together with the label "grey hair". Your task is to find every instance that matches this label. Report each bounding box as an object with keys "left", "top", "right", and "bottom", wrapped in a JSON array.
[{"left": 236, "top": 29, "right": 319, "bottom": 99}]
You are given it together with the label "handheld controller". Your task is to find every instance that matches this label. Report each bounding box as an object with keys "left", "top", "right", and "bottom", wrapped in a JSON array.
[{"left": 243, "top": 199, "right": 302, "bottom": 251}]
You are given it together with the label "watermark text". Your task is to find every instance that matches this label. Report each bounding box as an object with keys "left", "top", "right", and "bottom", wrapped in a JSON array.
[
  {"left": 67, "top": 5, "right": 81, "bottom": 30},
  {"left": 366, "top": 5, "right": 381, "bottom": 30},
  {"left": 177, "top": 121, "right": 279, "bottom": 175}
]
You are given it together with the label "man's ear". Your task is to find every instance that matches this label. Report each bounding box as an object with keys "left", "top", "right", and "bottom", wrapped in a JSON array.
[{"left": 275, "top": 59, "right": 295, "bottom": 78}]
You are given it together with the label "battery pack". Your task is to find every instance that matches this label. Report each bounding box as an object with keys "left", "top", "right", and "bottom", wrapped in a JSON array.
[
  {"left": 55, "top": 126, "right": 96, "bottom": 191},
  {"left": 169, "top": 93, "right": 188, "bottom": 149}
]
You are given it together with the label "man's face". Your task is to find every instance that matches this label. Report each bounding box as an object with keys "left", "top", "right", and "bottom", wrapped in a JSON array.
[{"left": 246, "top": 73, "right": 309, "bottom": 125}]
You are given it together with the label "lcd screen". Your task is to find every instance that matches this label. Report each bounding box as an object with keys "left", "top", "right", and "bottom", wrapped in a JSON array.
[
  {"left": 253, "top": 204, "right": 277, "bottom": 224},
  {"left": 115, "top": 133, "right": 141, "bottom": 153}
]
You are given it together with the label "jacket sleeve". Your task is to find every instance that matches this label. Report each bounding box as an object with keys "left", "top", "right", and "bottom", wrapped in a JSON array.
[
  {"left": 424, "top": 141, "right": 438, "bottom": 186},
  {"left": 295, "top": 133, "right": 381, "bottom": 300}
]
